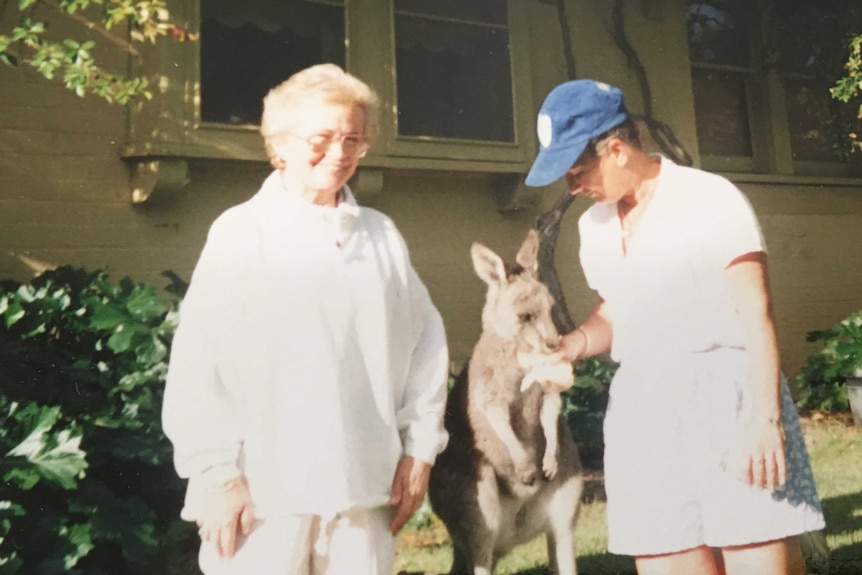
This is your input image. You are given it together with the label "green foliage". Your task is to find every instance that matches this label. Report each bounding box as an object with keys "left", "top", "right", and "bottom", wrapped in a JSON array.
[
  {"left": 0, "top": 266, "right": 196, "bottom": 574},
  {"left": 562, "top": 355, "right": 618, "bottom": 467},
  {"left": 0, "top": 0, "right": 192, "bottom": 104},
  {"left": 794, "top": 309, "right": 862, "bottom": 412},
  {"left": 404, "top": 494, "right": 435, "bottom": 532},
  {"left": 830, "top": 34, "right": 862, "bottom": 154},
  {"left": 3, "top": 402, "right": 87, "bottom": 490}
]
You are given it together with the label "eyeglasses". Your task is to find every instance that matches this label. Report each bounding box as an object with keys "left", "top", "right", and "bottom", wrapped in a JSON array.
[{"left": 288, "top": 132, "right": 370, "bottom": 158}]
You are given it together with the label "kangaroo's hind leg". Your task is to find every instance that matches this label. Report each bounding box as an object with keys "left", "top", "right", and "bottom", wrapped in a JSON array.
[
  {"left": 539, "top": 391, "right": 563, "bottom": 479},
  {"left": 544, "top": 473, "right": 583, "bottom": 575},
  {"left": 440, "top": 464, "right": 501, "bottom": 575},
  {"left": 448, "top": 541, "right": 495, "bottom": 575},
  {"left": 468, "top": 464, "right": 504, "bottom": 575}
]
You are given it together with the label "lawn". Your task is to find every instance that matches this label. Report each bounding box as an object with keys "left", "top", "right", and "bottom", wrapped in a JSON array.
[{"left": 394, "top": 413, "right": 862, "bottom": 575}]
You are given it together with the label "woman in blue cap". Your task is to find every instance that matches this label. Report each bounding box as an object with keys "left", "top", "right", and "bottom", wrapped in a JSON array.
[{"left": 527, "top": 80, "right": 824, "bottom": 575}]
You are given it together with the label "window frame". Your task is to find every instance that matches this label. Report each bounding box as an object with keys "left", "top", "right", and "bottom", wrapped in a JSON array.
[
  {"left": 686, "top": 0, "right": 770, "bottom": 174},
  {"left": 687, "top": 1, "right": 862, "bottom": 178},
  {"left": 123, "top": 0, "right": 536, "bottom": 175}
]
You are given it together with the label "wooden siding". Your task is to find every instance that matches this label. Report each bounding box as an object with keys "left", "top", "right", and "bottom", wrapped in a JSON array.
[{"left": 0, "top": 1, "right": 860, "bottom": 376}]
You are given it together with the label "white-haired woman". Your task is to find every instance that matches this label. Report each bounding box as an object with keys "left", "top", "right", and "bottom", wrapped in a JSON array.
[{"left": 162, "top": 64, "right": 450, "bottom": 575}]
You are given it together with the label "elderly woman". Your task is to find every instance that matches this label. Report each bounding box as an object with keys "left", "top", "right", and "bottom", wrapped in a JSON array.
[
  {"left": 527, "top": 80, "right": 825, "bottom": 575},
  {"left": 162, "top": 64, "right": 449, "bottom": 575}
]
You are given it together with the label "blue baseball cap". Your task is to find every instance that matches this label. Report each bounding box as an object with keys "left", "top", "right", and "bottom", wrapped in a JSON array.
[{"left": 525, "top": 80, "right": 629, "bottom": 187}]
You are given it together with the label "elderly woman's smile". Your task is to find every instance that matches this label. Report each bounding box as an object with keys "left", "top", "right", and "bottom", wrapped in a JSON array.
[{"left": 275, "top": 102, "right": 367, "bottom": 207}]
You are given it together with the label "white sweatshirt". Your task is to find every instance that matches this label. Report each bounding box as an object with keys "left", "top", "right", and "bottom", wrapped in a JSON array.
[{"left": 162, "top": 171, "right": 450, "bottom": 520}]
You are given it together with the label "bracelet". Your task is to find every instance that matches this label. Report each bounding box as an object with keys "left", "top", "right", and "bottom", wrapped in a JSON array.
[
  {"left": 205, "top": 475, "right": 243, "bottom": 494},
  {"left": 575, "top": 327, "right": 590, "bottom": 357}
]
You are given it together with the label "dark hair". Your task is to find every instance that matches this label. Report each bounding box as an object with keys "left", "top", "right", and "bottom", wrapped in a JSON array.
[{"left": 581, "top": 118, "right": 642, "bottom": 159}]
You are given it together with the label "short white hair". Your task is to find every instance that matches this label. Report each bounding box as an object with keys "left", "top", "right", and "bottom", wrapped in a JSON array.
[{"left": 260, "top": 64, "right": 380, "bottom": 169}]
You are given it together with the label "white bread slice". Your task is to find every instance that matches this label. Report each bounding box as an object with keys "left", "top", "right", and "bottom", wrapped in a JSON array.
[{"left": 517, "top": 353, "right": 574, "bottom": 392}]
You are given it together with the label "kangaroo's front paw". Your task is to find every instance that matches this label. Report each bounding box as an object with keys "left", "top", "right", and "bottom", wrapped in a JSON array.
[
  {"left": 542, "top": 450, "right": 559, "bottom": 480},
  {"left": 515, "top": 459, "right": 540, "bottom": 486}
]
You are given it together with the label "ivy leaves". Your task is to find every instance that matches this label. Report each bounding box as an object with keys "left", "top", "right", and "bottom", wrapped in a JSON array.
[
  {"left": 794, "top": 310, "right": 862, "bottom": 412},
  {"left": 3, "top": 402, "right": 87, "bottom": 490},
  {"left": 0, "top": 0, "right": 194, "bottom": 104},
  {"left": 830, "top": 34, "right": 862, "bottom": 155},
  {"left": 0, "top": 267, "right": 192, "bottom": 574}
]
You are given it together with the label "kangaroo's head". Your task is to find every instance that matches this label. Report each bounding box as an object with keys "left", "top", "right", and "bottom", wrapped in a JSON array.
[{"left": 470, "top": 229, "right": 559, "bottom": 355}]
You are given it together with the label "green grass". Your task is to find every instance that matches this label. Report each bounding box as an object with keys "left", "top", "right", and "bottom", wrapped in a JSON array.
[
  {"left": 394, "top": 414, "right": 862, "bottom": 575},
  {"left": 805, "top": 413, "right": 862, "bottom": 574}
]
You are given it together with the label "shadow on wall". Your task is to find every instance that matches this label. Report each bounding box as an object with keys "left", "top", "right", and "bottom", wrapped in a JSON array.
[{"left": 0, "top": 252, "right": 56, "bottom": 284}]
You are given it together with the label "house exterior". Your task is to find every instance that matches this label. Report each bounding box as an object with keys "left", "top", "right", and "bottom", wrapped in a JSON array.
[{"left": 1, "top": 0, "right": 860, "bottom": 374}]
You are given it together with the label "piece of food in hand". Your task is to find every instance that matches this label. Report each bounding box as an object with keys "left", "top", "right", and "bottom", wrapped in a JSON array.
[
  {"left": 516, "top": 351, "right": 558, "bottom": 369},
  {"left": 519, "top": 358, "right": 574, "bottom": 392}
]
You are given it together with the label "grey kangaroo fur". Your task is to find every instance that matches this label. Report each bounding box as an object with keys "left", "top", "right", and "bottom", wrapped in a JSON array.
[{"left": 429, "top": 230, "right": 583, "bottom": 575}]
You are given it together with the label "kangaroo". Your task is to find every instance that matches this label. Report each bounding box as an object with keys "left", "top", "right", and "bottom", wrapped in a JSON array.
[{"left": 429, "top": 230, "right": 583, "bottom": 575}]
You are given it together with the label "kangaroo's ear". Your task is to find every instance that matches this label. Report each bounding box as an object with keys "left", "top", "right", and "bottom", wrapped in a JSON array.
[
  {"left": 471, "top": 242, "right": 507, "bottom": 286},
  {"left": 515, "top": 229, "right": 539, "bottom": 274}
]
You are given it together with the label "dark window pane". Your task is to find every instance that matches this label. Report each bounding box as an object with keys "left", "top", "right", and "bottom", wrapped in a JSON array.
[
  {"left": 395, "top": 0, "right": 507, "bottom": 26},
  {"left": 783, "top": 77, "right": 841, "bottom": 162},
  {"left": 686, "top": 1, "right": 750, "bottom": 67},
  {"left": 395, "top": 16, "right": 514, "bottom": 142},
  {"left": 200, "top": 0, "right": 345, "bottom": 126},
  {"left": 691, "top": 68, "right": 753, "bottom": 157},
  {"left": 776, "top": 40, "right": 825, "bottom": 76},
  {"left": 771, "top": 5, "right": 862, "bottom": 77}
]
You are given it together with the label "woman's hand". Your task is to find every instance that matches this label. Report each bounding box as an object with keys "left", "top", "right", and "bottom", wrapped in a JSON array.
[
  {"left": 557, "top": 328, "right": 589, "bottom": 363},
  {"left": 388, "top": 456, "right": 431, "bottom": 535},
  {"left": 556, "top": 300, "right": 613, "bottom": 363},
  {"left": 733, "top": 416, "right": 787, "bottom": 491},
  {"left": 196, "top": 476, "right": 256, "bottom": 559},
  {"left": 724, "top": 253, "right": 787, "bottom": 492}
]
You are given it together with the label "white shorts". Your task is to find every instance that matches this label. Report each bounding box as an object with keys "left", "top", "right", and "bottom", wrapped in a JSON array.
[
  {"left": 198, "top": 506, "right": 395, "bottom": 575},
  {"left": 603, "top": 347, "right": 825, "bottom": 556}
]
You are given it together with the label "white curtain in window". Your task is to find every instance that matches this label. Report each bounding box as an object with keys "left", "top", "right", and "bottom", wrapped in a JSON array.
[
  {"left": 396, "top": 18, "right": 481, "bottom": 57},
  {"left": 205, "top": 0, "right": 340, "bottom": 36}
]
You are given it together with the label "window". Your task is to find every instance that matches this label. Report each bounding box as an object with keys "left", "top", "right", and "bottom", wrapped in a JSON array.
[
  {"left": 781, "top": 76, "right": 843, "bottom": 163},
  {"left": 393, "top": 0, "right": 514, "bottom": 142},
  {"left": 773, "top": 25, "right": 856, "bottom": 164},
  {"left": 686, "top": 0, "right": 758, "bottom": 170},
  {"left": 131, "top": 0, "right": 535, "bottom": 173},
  {"left": 686, "top": 0, "right": 861, "bottom": 176},
  {"left": 200, "top": 1, "right": 346, "bottom": 127}
]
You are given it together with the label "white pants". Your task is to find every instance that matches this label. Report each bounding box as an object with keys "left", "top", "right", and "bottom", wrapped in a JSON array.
[{"left": 199, "top": 506, "right": 395, "bottom": 575}]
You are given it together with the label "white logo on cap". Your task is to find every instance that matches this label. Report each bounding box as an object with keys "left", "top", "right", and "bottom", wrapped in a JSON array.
[
  {"left": 537, "top": 114, "right": 552, "bottom": 148},
  {"left": 596, "top": 81, "right": 611, "bottom": 91}
]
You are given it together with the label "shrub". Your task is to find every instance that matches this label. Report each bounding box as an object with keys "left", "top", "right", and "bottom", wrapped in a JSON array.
[
  {"left": 0, "top": 266, "right": 196, "bottom": 574},
  {"left": 563, "top": 355, "right": 618, "bottom": 468},
  {"left": 793, "top": 310, "right": 862, "bottom": 413}
]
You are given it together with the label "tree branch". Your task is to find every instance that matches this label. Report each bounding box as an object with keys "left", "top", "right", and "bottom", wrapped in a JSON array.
[
  {"left": 612, "top": 0, "right": 693, "bottom": 167},
  {"left": 536, "top": 191, "right": 577, "bottom": 334},
  {"left": 534, "top": 0, "right": 581, "bottom": 335},
  {"left": 555, "top": 0, "right": 577, "bottom": 81},
  {"left": 41, "top": 0, "right": 140, "bottom": 57}
]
